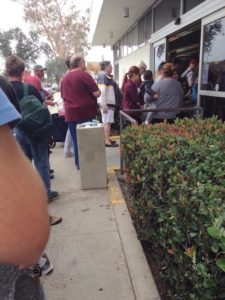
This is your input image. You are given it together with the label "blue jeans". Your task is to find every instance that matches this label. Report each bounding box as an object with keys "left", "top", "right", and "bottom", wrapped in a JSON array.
[
  {"left": 68, "top": 118, "right": 93, "bottom": 170},
  {"left": 14, "top": 128, "right": 51, "bottom": 196}
]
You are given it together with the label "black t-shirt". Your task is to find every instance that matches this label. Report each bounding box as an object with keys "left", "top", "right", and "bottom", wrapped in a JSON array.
[{"left": 10, "top": 81, "right": 43, "bottom": 103}]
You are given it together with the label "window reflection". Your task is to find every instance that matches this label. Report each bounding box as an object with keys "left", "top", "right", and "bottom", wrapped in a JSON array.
[
  {"left": 184, "top": 0, "right": 205, "bottom": 13},
  {"left": 201, "top": 17, "right": 225, "bottom": 92},
  {"left": 154, "top": 43, "right": 166, "bottom": 72}
]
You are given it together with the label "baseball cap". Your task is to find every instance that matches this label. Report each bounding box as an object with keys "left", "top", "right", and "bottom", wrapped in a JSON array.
[{"left": 33, "top": 65, "right": 46, "bottom": 71}]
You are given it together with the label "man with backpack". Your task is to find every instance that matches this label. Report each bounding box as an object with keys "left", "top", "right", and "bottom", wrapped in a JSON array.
[
  {"left": 5, "top": 55, "right": 60, "bottom": 216},
  {"left": 0, "top": 87, "right": 49, "bottom": 299}
]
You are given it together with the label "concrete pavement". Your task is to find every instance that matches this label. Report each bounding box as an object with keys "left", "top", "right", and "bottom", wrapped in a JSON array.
[{"left": 43, "top": 143, "right": 160, "bottom": 300}]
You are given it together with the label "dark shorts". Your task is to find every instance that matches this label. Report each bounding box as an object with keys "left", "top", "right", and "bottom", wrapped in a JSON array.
[{"left": 0, "top": 264, "right": 46, "bottom": 300}]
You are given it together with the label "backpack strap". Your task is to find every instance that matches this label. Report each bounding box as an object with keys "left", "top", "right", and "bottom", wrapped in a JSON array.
[{"left": 23, "top": 84, "right": 29, "bottom": 97}]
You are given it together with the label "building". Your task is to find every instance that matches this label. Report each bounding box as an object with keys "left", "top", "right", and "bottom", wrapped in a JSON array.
[{"left": 90, "top": 0, "right": 225, "bottom": 118}]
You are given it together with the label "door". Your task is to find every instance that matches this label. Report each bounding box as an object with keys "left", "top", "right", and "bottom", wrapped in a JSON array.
[{"left": 199, "top": 8, "right": 225, "bottom": 104}]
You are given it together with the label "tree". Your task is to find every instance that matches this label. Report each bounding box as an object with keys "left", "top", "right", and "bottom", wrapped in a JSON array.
[
  {"left": 14, "top": 0, "right": 90, "bottom": 59},
  {"left": 45, "top": 57, "right": 67, "bottom": 83},
  {"left": 0, "top": 27, "right": 52, "bottom": 65}
]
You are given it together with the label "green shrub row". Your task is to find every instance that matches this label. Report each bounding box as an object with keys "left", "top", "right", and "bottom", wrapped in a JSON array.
[{"left": 122, "top": 118, "right": 225, "bottom": 299}]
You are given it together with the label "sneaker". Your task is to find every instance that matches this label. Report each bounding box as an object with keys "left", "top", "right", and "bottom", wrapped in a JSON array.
[
  {"left": 48, "top": 191, "right": 59, "bottom": 203},
  {"left": 50, "top": 215, "right": 63, "bottom": 226},
  {"left": 50, "top": 174, "right": 54, "bottom": 180},
  {"left": 50, "top": 169, "right": 54, "bottom": 174},
  {"left": 40, "top": 253, "right": 54, "bottom": 276}
]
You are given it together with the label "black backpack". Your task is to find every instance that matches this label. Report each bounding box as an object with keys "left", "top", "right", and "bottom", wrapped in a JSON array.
[{"left": 20, "top": 85, "right": 54, "bottom": 140}]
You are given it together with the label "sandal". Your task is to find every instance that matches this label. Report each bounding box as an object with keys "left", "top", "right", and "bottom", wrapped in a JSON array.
[{"left": 49, "top": 215, "right": 62, "bottom": 226}]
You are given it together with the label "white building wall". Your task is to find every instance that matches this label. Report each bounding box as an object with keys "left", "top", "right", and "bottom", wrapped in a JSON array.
[{"left": 118, "top": 44, "right": 150, "bottom": 85}]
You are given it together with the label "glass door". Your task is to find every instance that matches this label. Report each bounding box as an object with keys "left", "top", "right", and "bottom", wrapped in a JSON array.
[
  {"left": 153, "top": 38, "right": 166, "bottom": 73},
  {"left": 199, "top": 8, "right": 225, "bottom": 100}
]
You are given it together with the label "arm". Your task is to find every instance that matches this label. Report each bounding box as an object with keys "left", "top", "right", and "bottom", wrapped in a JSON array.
[
  {"left": 0, "top": 125, "right": 50, "bottom": 266},
  {"left": 82, "top": 72, "right": 101, "bottom": 99},
  {"left": 97, "top": 82, "right": 107, "bottom": 111},
  {"left": 93, "top": 90, "right": 101, "bottom": 98}
]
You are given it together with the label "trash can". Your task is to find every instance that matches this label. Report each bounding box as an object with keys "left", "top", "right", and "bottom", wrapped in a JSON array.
[{"left": 77, "top": 122, "right": 107, "bottom": 190}]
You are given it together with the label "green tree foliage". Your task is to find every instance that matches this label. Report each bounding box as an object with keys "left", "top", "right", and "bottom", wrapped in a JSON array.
[
  {"left": 0, "top": 27, "right": 52, "bottom": 65},
  {"left": 45, "top": 57, "right": 67, "bottom": 83},
  {"left": 14, "top": 0, "right": 90, "bottom": 58}
]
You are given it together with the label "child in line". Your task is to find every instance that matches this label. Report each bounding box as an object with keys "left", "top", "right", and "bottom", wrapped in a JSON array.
[{"left": 139, "top": 70, "right": 156, "bottom": 125}]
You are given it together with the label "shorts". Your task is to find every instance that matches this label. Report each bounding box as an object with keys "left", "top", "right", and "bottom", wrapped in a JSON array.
[
  {"left": 0, "top": 264, "right": 46, "bottom": 300},
  {"left": 101, "top": 109, "right": 114, "bottom": 124}
]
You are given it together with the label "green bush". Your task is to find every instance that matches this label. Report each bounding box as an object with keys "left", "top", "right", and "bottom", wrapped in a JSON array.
[{"left": 122, "top": 118, "right": 225, "bottom": 299}]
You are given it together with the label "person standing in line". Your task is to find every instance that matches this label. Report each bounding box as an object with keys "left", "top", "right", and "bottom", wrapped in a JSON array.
[
  {"left": 5, "top": 55, "right": 61, "bottom": 211},
  {"left": 60, "top": 54, "right": 101, "bottom": 169},
  {"left": 137, "top": 60, "right": 147, "bottom": 80},
  {"left": 121, "top": 66, "right": 144, "bottom": 124},
  {"left": 97, "top": 60, "right": 119, "bottom": 147},
  {"left": 61, "top": 56, "right": 73, "bottom": 158},
  {"left": 151, "top": 63, "right": 183, "bottom": 124},
  {"left": 139, "top": 70, "right": 156, "bottom": 125},
  {"left": 181, "top": 59, "right": 198, "bottom": 89},
  {"left": 0, "top": 87, "right": 49, "bottom": 299}
]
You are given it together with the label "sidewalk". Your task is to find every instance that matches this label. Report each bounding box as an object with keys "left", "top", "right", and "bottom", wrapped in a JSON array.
[{"left": 43, "top": 143, "right": 159, "bottom": 300}]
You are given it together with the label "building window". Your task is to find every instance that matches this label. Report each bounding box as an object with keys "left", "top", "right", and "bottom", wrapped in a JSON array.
[
  {"left": 119, "top": 40, "right": 123, "bottom": 58},
  {"left": 184, "top": 0, "right": 205, "bottom": 14},
  {"left": 132, "top": 24, "right": 138, "bottom": 51},
  {"left": 114, "top": 63, "right": 119, "bottom": 83},
  {"left": 154, "top": 43, "right": 166, "bottom": 72},
  {"left": 154, "top": 0, "right": 180, "bottom": 32},
  {"left": 122, "top": 35, "right": 128, "bottom": 57},
  {"left": 201, "top": 16, "right": 225, "bottom": 92},
  {"left": 138, "top": 17, "right": 145, "bottom": 47},
  {"left": 113, "top": 42, "right": 119, "bottom": 62},
  {"left": 127, "top": 30, "right": 133, "bottom": 54},
  {"left": 146, "top": 10, "right": 152, "bottom": 40}
]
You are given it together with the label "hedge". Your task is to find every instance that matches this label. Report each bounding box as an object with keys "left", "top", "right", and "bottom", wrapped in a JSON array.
[{"left": 122, "top": 117, "right": 225, "bottom": 299}]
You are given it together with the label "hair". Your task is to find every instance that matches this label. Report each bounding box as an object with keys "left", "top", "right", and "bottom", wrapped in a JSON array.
[
  {"left": 121, "top": 66, "right": 140, "bottom": 92},
  {"left": 5, "top": 55, "right": 25, "bottom": 77},
  {"left": 99, "top": 60, "right": 111, "bottom": 71},
  {"left": 162, "top": 63, "right": 174, "bottom": 78},
  {"left": 158, "top": 61, "right": 166, "bottom": 72},
  {"left": 70, "top": 55, "right": 83, "bottom": 69},
  {"left": 65, "top": 56, "right": 71, "bottom": 69},
  {"left": 0, "top": 75, "right": 20, "bottom": 112},
  {"left": 143, "top": 70, "right": 153, "bottom": 81}
]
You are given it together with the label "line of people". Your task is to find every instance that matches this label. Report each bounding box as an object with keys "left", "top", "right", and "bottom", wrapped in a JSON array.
[{"left": 121, "top": 58, "right": 199, "bottom": 125}]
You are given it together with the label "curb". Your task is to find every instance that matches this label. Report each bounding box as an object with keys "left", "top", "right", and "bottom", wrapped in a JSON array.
[{"left": 107, "top": 167, "right": 161, "bottom": 300}]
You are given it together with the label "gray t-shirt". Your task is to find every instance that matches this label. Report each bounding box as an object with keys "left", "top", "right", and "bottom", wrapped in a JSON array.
[
  {"left": 0, "top": 89, "right": 45, "bottom": 300},
  {"left": 151, "top": 78, "right": 183, "bottom": 119}
]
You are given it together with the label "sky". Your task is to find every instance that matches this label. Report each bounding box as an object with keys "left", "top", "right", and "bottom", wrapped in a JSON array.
[{"left": 0, "top": 0, "right": 112, "bottom": 67}]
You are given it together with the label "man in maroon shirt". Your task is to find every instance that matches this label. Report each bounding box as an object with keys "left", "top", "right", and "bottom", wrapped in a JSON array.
[{"left": 60, "top": 55, "right": 101, "bottom": 169}]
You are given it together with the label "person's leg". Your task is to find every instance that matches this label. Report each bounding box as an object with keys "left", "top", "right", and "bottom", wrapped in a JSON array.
[
  {"left": 14, "top": 128, "right": 32, "bottom": 161},
  {"left": 68, "top": 122, "right": 79, "bottom": 169},
  {"left": 30, "top": 139, "right": 51, "bottom": 196},
  {"left": 104, "top": 123, "right": 111, "bottom": 145},
  {"left": 145, "top": 102, "right": 157, "bottom": 124},
  {"left": 14, "top": 275, "right": 46, "bottom": 300},
  {"left": 64, "top": 128, "right": 73, "bottom": 158}
]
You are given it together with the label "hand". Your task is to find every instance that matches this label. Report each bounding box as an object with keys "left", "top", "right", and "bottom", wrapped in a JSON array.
[
  {"left": 102, "top": 105, "right": 108, "bottom": 113},
  {"left": 44, "top": 100, "right": 56, "bottom": 106}
]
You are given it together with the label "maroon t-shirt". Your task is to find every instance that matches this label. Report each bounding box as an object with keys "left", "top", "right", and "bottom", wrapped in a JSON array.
[
  {"left": 61, "top": 70, "right": 99, "bottom": 122},
  {"left": 122, "top": 80, "right": 144, "bottom": 110}
]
